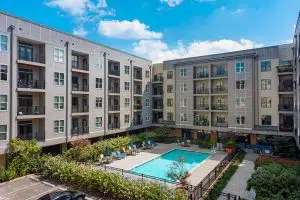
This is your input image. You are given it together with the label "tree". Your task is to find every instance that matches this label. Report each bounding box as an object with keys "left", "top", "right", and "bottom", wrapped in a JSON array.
[{"left": 166, "top": 155, "right": 190, "bottom": 185}]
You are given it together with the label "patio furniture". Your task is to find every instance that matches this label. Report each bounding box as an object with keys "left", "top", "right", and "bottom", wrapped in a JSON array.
[
  {"left": 186, "top": 140, "right": 191, "bottom": 146},
  {"left": 132, "top": 144, "right": 139, "bottom": 154},
  {"left": 115, "top": 150, "right": 126, "bottom": 159}
]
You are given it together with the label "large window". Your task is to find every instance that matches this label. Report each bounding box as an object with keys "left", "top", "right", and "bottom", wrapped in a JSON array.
[
  {"left": 145, "top": 85, "right": 150, "bottom": 93},
  {"left": 96, "top": 78, "right": 102, "bottom": 88},
  {"left": 124, "top": 98, "right": 130, "bottom": 107},
  {"left": 167, "top": 112, "right": 173, "bottom": 121},
  {"left": 145, "top": 70, "right": 150, "bottom": 78},
  {"left": 236, "top": 97, "right": 245, "bottom": 108},
  {"left": 124, "top": 115, "right": 129, "bottom": 124},
  {"left": 146, "top": 99, "right": 150, "bottom": 107},
  {"left": 180, "top": 83, "right": 187, "bottom": 92},
  {"left": 54, "top": 120, "right": 64, "bottom": 134},
  {"left": 261, "top": 79, "right": 271, "bottom": 90},
  {"left": 54, "top": 72, "right": 64, "bottom": 86},
  {"left": 167, "top": 99, "right": 173, "bottom": 107},
  {"left": 167, "top": 71, "right": 173, "bottom": 79},
  {"left": 54, "top": 96, "right": 64, "bottom": 110},
  {"left": 261, "top": 60, "right": 271, "bottom": 72},
  {"left": 236, "top": 116, "right": 245, "bottom": 125},
  {"left": 261, "top": 115, "right": 271, "bottom": 125},
  {"left": 235, "top": 62, "right": 245, "bottom": 72},
  {"left": 0, "top": 34, "right": 8, "bottom": 52},
  {"left": 54, "top": 48, "right": 64, "bottom": 63},
  {"left": 96, "top": 117, "right": 102, "bottom": 128},
  {"left": 96, "top": 97, "right": 102, "bottom": 108},
  {"left": 0, "top": 65, "right": 7, "bottom": 81},
  {"left": 180, "top": 98, "right": 187, "bottom": 107},
  {"left": 180, "top": 113, "right": 187, "bottom": 122},
  {"left": 236, "top": 80, "right": 245, "bottom": 89},
  {"left": 167, "top": 85, "right": 173, "bottom": 93},
  {"left": 180, "top": 68, "right": 187, "bottom": 77},
  {"left": 124, "top": 82, "right": 130, "bottom": 91},
  {"left": 0, "top": 125, "right": 7, "bottom": 140},
  {"left": 145, "top": 112, "right": 150, "bottom": 121},
  {"left": 124, "top": 65, "right": 130, "bottom": 74},
  {"left": 95, "top": 57, "right": 103, "bottom": 70},
  {"left": 261, "top": 97, "right": 272, "bottom": 108}
]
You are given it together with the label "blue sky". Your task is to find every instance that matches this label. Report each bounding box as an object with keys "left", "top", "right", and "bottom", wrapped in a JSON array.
[{"left": 1, "top": 0, "right": 299, "bottom": 62}]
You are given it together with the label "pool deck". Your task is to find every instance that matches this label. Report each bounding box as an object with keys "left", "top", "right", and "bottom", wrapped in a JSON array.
[{"left": 106, "top": 143, "right": 227, "bottom": 186}]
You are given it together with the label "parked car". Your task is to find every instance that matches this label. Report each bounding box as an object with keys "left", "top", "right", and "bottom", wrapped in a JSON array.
[{"left": 38, "top": 191, "right": 85, "bottom": 200}]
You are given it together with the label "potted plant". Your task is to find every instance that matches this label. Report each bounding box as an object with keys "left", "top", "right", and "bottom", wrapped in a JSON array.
[{"left": 225, "top": 140, "right": 236, "bottom": 154}]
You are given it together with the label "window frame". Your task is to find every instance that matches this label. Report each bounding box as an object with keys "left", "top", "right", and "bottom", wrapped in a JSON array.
[
  {"left": 145, "top": 85, "right": 150, "bottom": 93},
  {"left": 167, "top": 85, "right": 173, "bottom": 93},
  {"left": 54, "top": 96, "right": 64, "bottom": 110},
  {"left": 0, "top": 34, "right": 8, "bottom": 52},
  {"left": 124, "top": 82, "right": 130, "bottom": 91},
  {"left": 124, "top": 115, "right": 130, "bottom": 124},
  {"left": 0, "top": 64, "right": 8, "bottom": 81},
  {"left": 180, "top": 68, "right": 187, "bottom": 77},
  {"left": 95, "top": 57, "right": 103, "bottom": 70},
  {"left": 261, "top": 79, "right": 271, "bottom": 90},
  {"left": 96, "top": 97, "right": 103, "bottom": 108},
  {"left": 167, "top": 71, "right": 173, "bottom": 79},
  {"left": 145, "top": 70, "right": 150, "bottom": 78},
  {"left": 95, "top": 117, "right": 102, "bottom": 128},
  {"left": 180, "top": 83, "right": 187, "bottom": 92},
  {"left": 54, "top": 120, "right": 64, "bottom": 134},
  {"left": 145, "top": 112, "right": 150, "bottom": 121},
  {"left": 167, "top": 98, "right": 173, "bottom": 107},
  {"left": 180, "top": 113, "right": 187, "bottom": 122},
  {"left": 0, "top": 124, "right": 7, "bottom": 141},
  {"left": 260, "top": 60, "right": 271, "bottom": 72},
  {"left": 96, "top": 78, "right": 102, "bottom": 89},
  {"left": 261, "top": 97, "right": 272, "bottom": 108},
  {"left": 235, "top": 61, "right": 245, "bottom": 73},
  {"left": 236, "top": 97, "right": 245, "bottom": 108},
  {"left": 54, "top": 72, "right": 64, "bottom": 86},
  {"left": 124, "top": 65, "right": 130, "bottom": 74},
  {"left": 261, "top": 115, "right": 272, "bottom": 125},
  {"left": 145, "top": 98, "right": 150, "bottom": 107},
  {"left": 236, "top": 80, "right": 245, "bottom": 89},
  {"left": 53, "top": 47, "right": 65, "bottom": 63},
  {"left": 124, "top": 98, "right": 130, "bottom": 107},
  {"left": 236, "top": 116, "right": 245, "bottom": 125},
  {"left": 180, "top": 97, "right": 187, "bottom": 107}
]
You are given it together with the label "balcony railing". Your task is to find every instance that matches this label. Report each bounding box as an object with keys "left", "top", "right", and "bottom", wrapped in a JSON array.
[
  {"left": 71, "top": 126, "right": 89, "bottom": 136},
  {"left": 153, "top": 105, "right": 163, "bottom": 109},
  {"left": 108, "top": 87, "right": 120, "bottom": 93},
  {"left": 194, "top": 88, "right": 209, "bottom": 94},
  {"left": 18, "top": 106, "right": 45, "bottom": 115},
  {"left": 17, "top": 132, "right": 45, "bottom": 141},
  {"left": 134, "top": 88, "right": 142, "bottom": 95},
  {"left": 153, "top": 90, "right": 163, "bottom": 95},
  {"left": 278, "top": 104, "right": 293, "bottom": 111},
  {"left": 72, "top": 84, "right": 89, "bottom": 92},
  {"left": 279, "top": 124, "right": 293, "bottom": 132},
  {"left": 211, "top": 71, "right": 228, "bottom": 77},
  {"left": 211, "top": 87, "right": 228, "bottom": 93},
  {"left": 108, "top": 123, "right": 120, "bottom": 130},
  {"left": 72, "top": 105, "right": 89, "bottom": 113},
  {"left": 133, "top": 120, "right": 143, "bottom": 126},
  {"left": 153, "top": 76, "right": 164, "bottom": 82},
  {"left": 277, "top": 65, "right": 293, "bottom": 73},
  {"left": 211, "top": 104, "right": 228, "bottom": 110},
  {"left": 134, "top": 72, "right": 142, "bottom": 80},
  {"left": 72, "top": 61, "right": 89, "bottom": 71},
  {"left": 194, "top": 72, "right": 209, "bottom": 79},
  {"left": 17, "top": 80, "right": 45, "bottom": 89},
  {"left": 211, "top": 121, "right": 228, "bottom": 127},
  {"left": 194, "top": 120, "right": 209, "bottom": 126},
  {"left": 278, "top": 85, "right": 293, "bottom": 92},
  {"left": 194, "top": 104, "right": 209, "bottom": 110},
  {"left": 108, "top": 69, "right": 120, "bottom": 76},
  {"left": 108, "top": 105, "right": 120, "bottom": 111},
  {"left": 134, "top": 105, "right": 143, "bottom": 110},
  {"left": 18, "top": 54, "right": 45, "bottom": 64}
]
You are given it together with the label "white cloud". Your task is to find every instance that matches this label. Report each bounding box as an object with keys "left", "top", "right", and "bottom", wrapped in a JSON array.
[
  {"left": 98, "top": 20, "right": 163, "bottom": 40},
  {"left": 220, "top": 6, "right": 226, "bottom": 11},
  {"left": 160, "top": 0, "right": 183, "bottom": 7},
  {"left": 73, "top": 26, "right": 88, "bottom": 37},
  {"left": 284, "top": 39, "right": 293, "bottom": 44},
  {"left": 133, "top": 39, "right": 263, "bottom": 63},
  {"left": 231, "top": 8, "right": 245, "bottom": 15},
  {"left": 197, "top": 0, "right": 216, "bottom": 2}
]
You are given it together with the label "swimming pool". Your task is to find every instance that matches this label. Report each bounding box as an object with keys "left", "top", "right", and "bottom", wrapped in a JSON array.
[{"left": 130, "top": 149, "right": 211, "bottom": 182}]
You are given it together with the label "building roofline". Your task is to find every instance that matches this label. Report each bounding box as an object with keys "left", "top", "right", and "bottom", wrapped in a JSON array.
[
  {"left": 295, "top": 11, "right": 300, "bottom": 35},
  {"left": 0, "top": 11, "right": 152, "bottom": 62}
]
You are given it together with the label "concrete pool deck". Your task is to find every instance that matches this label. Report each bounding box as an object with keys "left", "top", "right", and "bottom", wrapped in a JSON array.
[{"left": 106, "top": 143, "right": 227, "bottom": 186}]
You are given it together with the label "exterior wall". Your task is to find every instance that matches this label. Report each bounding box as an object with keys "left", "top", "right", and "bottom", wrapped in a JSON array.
[{"left": 294, "top": 12, "right": 300, "bottom": 149}]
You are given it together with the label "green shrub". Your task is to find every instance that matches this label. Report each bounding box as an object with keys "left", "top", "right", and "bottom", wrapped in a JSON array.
[
  {"left": 42, "top": 156, "right": 188, "bottom": 200},
  {"left": 0, "top": 168, "right": 17, "bottom": 182}
]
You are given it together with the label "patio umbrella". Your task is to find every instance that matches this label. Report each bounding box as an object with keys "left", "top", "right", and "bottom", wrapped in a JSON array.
[
  {"left": 183, "top": 131, "right": 187, "bottom": 142},
  {"left": 104, "top": 146, "right": 110, "bottom": 156}
]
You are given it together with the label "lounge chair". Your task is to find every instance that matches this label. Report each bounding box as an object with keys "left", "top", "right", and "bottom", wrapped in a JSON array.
[
  {"left": 186, "top": 140, "right": 191, "bottom": 146},
  {"left": 132, "top": 144, "right": 139, "bottom": 154},
  {"left": 115, "top": 150, "right": 126, "bottom": 159},
  {"left": 147, "top": 140, "right": 153, "bottom": 148},
  {"left": 142, "top": 141, "right": 147, "bottom": 149}
]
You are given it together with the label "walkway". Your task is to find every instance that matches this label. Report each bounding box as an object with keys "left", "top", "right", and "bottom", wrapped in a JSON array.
[{"left": 219, "top": 150, "right": 258, "bottom": 199}]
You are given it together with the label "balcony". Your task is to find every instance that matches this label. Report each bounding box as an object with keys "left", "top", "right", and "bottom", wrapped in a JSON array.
[
  {"left": 211, "top": 87, "right": 228, "bottom": 94},
  {"left": 134, "top": 88, "right": 142, "bottom": 95},
  {"left": 211, "top": 121, "right": 228, "bottom": 127},
  {"left": 153, "top": 75, "right": 164, "bottom": 82},
  {"left": 18, "top": 106, "right": 45, "bottom": 116},
  {"left": 17, "top": 80, "right": 45, "bottom": 90},
  {"left": 134, "top": 71, "right": 142, "bottom": 80},
  {"left": 278, "top": 104, "right": 293, "bottom": 112},
  {"left": 108, "top": 123, "right": 120, "bottom": 130},
  {"left": 278, "top": 85, "right": 293, "bottom": 92},
  {"left": 17, "top": 131, "right": 45, "bottom": 141},
  {"left": 194, "top": 104, "right": 209, "bottom": 110},
  {"left": 279, "top": 124, "right": 293, "bottom": 132},
  {"left": 71, "top": 126, "right": 89, "bottom": 136},
  {"left": 108, "top": 87, "right": 120, "bottom": 94},
  {"left": 153, "top": 105, "right": 163, "bottom": 109},
  {"left": 194, "top": 120, "right": 209, "bottom": 126},
  {"left": 194, "top": 72, "right": 209, "bottom": 79},
  {"left": 211, "top": 71, "right": 228, "bottom": 78},
  {"left": 194, "top": 88, "right": 209, "bottom": 94},
  {"left": 72, "top": 105, "right": 89, "bottom": 113},
  {"left": 211, "top": 104, "right": 228, "bottom": 110},
  {"left": 72, "top": 61, "right": 89, "bottom": 71},
  {"left": 18, "top": 42, "right": 45, "bottom": 65},
  {"left": 72, "top": 84, "right": 89, "bottom": 92},
  {"left": 133, "top": 120, "right": 143, "bottom": 126},
  {"left": 277, "top": 65, "right": 293, "bottom": 73},
  {"left": 153, "top": 90, "right": 163, "bottom": 96},
  {"left": 108, "top": 105, "right": 120, "bottom": 111},
  {"left": 108, "top": 69, "right": 120, "bottom": 76},
  {"left": 134, "top": 104, "right": 143, "bottom": 110}
]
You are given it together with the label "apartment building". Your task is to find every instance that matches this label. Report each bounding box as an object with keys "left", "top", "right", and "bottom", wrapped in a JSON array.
[
  {"left": 0, "top": 12, "right": 152, "bottom": 161},
  {"left": 294, "top": 12, "right": 300, "bottom": 149},
  {"left": 153, "top": 44, "right": 295, "bottom": 145}
]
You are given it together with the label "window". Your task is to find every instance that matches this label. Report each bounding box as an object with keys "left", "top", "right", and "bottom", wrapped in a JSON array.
[
  {"left": 54, "top": 96, "right": 64, "bottom": 110},
  {"left": 236, "top": 80, "right": 245, "bottom": 89},
  {"left": 0, "top": 125, "right": 7, "bottom": 140},
  {"left": 236, "top": 116, "right": 245, "bottom": 125},
  {"left": 0, "top": 34, "right": 8, "bottom": 52},
  {"left": 0, "top": 65, "right": 7, "bottom": 81},
  {"left": 95, "top": 57, "right": 103, "bottom": 70},
  {"left": 180, "top": 68, "right": 187, "bottom": 77},
  {"left": 54, "top": 72, "right": 64, "bottom": 86},
  {"left": 261, "top": 115, "right": 271, "bottom": 125},
  {"left": 261, "top": 79, "right": 271, "bottom": 90},
  {"left": 236, "top": 97, "right": 245, "bottom": 108},
  {"left": 96, "top": 97, "right": 102, "bottom": 108},
  {"left": 235, "top": 62, "right": 245, "bottom": 72},
  {"left": 124, "top": 115, "right": 130, "bottom": 124},
  {"left": 180, "top": 83, "right": 187, "bottom": 92},
  {"left": 96, "top": 78, "right": 102, "bottom": 88},
  {"left": 261, "top": 97, "right": 272, "bottom": 108},
  {"left": 167, "top": 99, "right": 173, "bottom": 107},
  {"left": 146, "top": 98, "right": 150, "bottom": 107},
  {"left": 124, "top": 98, "right": 130, "bottom": 107},
  {"left": 180, "top": 98, "right": 187, "bottom": 107},
  {"left": 261, "top": 60, "right": 271, "bottom": 72},
  {"left": 54, "top": 120, "right": 64, "bottom": 134},
  {"left": 95, "top": 117, "right": 102, "bottom": 128},
  {"left": 180, "top": 113, "right": 187, "bottom": 122},
  {"left": 167, "top": 85, "right": 173, "bottom": 93},
  {"left": 145, "top": 70, "right": 150, "bottom": 78},
  {"left": 167, "top": 71, "right": 173, "bottom": 79},
  {"left": 54, "top": 48, "right": 64, "bottom": 63},
  {"left": 125, "top": 65, "right": 130, "bottom": 74},
  {"left": 125, "top": 82, "right": 130, "bottom": 91},
  {"left": 145, "top": 85, "right": 150, "bottom": 93},
  {"left": 167, "top": 112, "right": 173, "bottom": 121},
  {"left": 145, "top": 112, "right": 150, "bottom": 121}
]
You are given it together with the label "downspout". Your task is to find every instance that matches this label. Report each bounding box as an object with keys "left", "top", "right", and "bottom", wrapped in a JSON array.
[
  {"left": 9, "top": 25, "right": 15, "bottom": 141},
  {"left": 65, "top": 41, "right": 69, "bottom": 145},
  {"left": 130, "top": 60, "right": 133, "bottom": 132},
  {"left": 149, "top": 65, "right": 152, "bottom": 127},
  {"left": 103, "top": 52, "right": 107, "bottom": 138}
]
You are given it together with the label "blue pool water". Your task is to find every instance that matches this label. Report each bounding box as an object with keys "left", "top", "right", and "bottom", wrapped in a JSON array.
[{"left": 130, "top": 149, "right": 211, "bottom": 182}]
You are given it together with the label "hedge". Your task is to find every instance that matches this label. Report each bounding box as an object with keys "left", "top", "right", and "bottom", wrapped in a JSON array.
[{"left": 41, "top": 156, "right": 188, "bottom": 200}]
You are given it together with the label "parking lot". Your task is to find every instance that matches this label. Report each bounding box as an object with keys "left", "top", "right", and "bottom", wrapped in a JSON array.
[{"left": 0, "top": 175, "right": 99, "bottom": 200}]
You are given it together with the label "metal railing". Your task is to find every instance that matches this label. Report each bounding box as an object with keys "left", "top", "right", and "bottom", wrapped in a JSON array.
[
  {"left": 71, "top": 126, "right": 89, "bottom": 136},
  {"left": 108, "top": 123, "right": 120, "bottom": 130},
  {"left": 153, "top": 76, "right": 164, "bottom": 82},
  {"left": 108, "top": 69, "right": 120, "bottom": 76},
  {"left": 278, "top": 85, "right": 293, "bottom": 92},
  {"left": 278, "top": 104, "right": 293, "bottom": 111},
  {"left": 194, "top": 72, "right": 209, "bottom": 79},
  {"left": 277, "top": 65, "right": 293, "bottom": 73},
  {"left": 194, "top": 120, "right": 209, "bottom": 126},
  {"left": 153, "top": 105, "right": 163, "bottom": 109},
  {"left": 72, "top": 105, "right": 89, "bottom": 113},
  {"left": 134, "top": 72, "right": 142, "bottom": 80},
  {"left": 134, "top": 88, "right": 142, "bottom": 95},
  {"left": 133, "top": 120, "right": 143, "bottom": 126},
  {"left": 211, "top": 87, "right": 228, "bottom": 93},
  {"left": 153, "top": 90, "right": 163, "bottom": 95},
  {"left": 134, "top": 105, "right": 143, "bottom": 110},
  {"left": 72, "top": 83, "right": 89, "bottom": 92},
  {"left": 72, "top": 61, "right": 89, "bottom": 71},
  {"left": 194, "top": 88, "right": 209, "bottom": 94},
  {"left": 18, "top": 54, "right": 45, "bottom": 64},
  {"left": 108, "top": 86, "right": 120, "bottom": 93},
  {"left": 17, "top": 80, "right": 45, "bottom": 89},
  {"left": 18, "top": 106, "right": 45, "bottom": 115},
  {"left": 17, "top": 132, "right": 45, "bottom": 141},
  {"left": 211, "top": 104, "right": 228, "bottom": 110},
  {"left": 279, "top": 124, "right": 293, "bottom": 132},
  {"left": 108, "top": 105, "right": 120, "bottom": 111},
  {"left": 211, "top": 71, "right": 228, "bottom": 77},
  {"left": 211, "top": 121, "right": 228, "bottom": 127},
  {"left": 194, "top": 104, "right": 209, "bottom": 110}
]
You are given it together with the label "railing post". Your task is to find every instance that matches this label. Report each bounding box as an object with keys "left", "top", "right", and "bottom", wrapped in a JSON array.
[
  {"left": 142, "top": 174, "right": 144, "bottom": 181},
  {"left": 215, "top": 167, "right": 217, "bottom": 179},
  {"left": 122, "top": 169, "right": 123, "bottom": 176},
  {"left": 200, "top": 181, "right": 203, "bottom": 197},
  {"left": 227, "top": 193, "right": 230, "bottom": 200}
]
